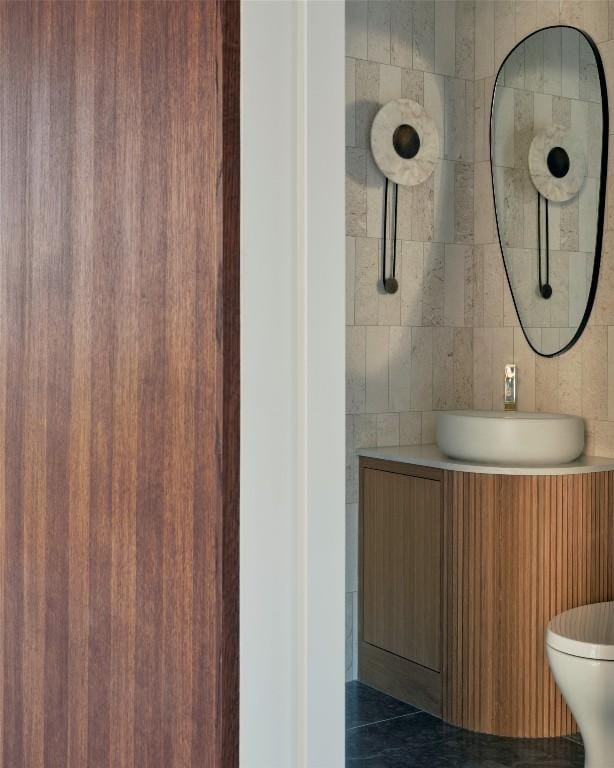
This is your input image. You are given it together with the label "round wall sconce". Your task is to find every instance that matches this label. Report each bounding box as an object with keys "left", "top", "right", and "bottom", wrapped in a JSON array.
[
  {"left": 529, "top": 125, "right": 586, "bottom": 202},
  {"left": 370, "top": 98, "right": 439, "bottom": 186},
  {"left": 370, "top": 99, "right": 440, "bottom": 294},
  {"left": 528, "top": 125, "right": 587, "bottom": 301}
]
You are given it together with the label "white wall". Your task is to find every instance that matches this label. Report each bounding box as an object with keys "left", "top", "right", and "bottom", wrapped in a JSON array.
[{"left": 241, "top": 1, "right": 345, "bottom": 766}]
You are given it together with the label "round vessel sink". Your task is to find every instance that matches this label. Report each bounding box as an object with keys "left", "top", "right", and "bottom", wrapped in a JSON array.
[{"left": 436, "top": 410, "right": 585, "bottom": 465}]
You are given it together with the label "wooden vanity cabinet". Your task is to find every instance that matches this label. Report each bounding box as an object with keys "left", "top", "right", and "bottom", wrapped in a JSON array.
[
  {"left": 358, "top": 455, "right": 614, "bottom": 738},
  {"left": 358, "top": 458, "right": 443, "bottom": 716}
]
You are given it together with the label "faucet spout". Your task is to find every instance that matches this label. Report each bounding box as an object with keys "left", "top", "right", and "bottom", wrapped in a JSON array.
[{"left": 504, "top": 363, "right": 517, "bottom": 411}]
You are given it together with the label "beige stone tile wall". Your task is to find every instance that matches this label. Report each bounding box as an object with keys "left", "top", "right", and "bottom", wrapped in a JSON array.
[
  {"left": 345, "top": 0, "right": 475, "bottom": 680},
  {"left": 346, "top": 0, "right": 614, "bottom": 680}
]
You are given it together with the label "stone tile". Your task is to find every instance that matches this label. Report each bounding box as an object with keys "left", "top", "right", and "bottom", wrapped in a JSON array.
[
  {"left": 367, "top": 0, "right": 391, "bottom": 64},
  {"left": 435, "top": 0, "right": 455, "bottom": 77},
  {"left": 543, "top": 27, "right": 562, "bottom": 96},
  {"left": 346, "top": 413, "right": 356, "bottom": 503},
  {"left": 454, "top": 162, "right": 474, "bottom": 244},
  {"left": 347, "top": 236, "right": 356, "bottom": 326},
  {"left": 390, "top": 0, "right": 412, "bottom": 68},
  {"left": 474, "top": 78, "right": 489, "bottom": 164},
  {"left": 346, "top": 57, "right": 356, "bottom": 147},
  {"left": 379, "top": 242, "right": 401, "bottom": 326},
  {"left": 586, "top": 419, "right": 614, "bottom": 457},
  {"left": 444, "top": 244, "right": 466, "bottom": 327},
  {"left": 473, "top": 327, "right": 493, "bottom": 409},
  {"left": 411, "top": 174, "right": 435, "bottom": 242},
  {"left": 515, "top": 0, "right": 538, "bottom": 42},
  {"left": 399, "top": 411, "right": 422, "bottom": 445},
  {"left": 401, "top": 68, "right": 424, "bottom": 103},
  {"left": 453, "top": 327, "right": 473, "bottom": 408},
  {"left": 379, "top": 62, "right": 402, "bottom": 104},
  {"left": 536, "top": 0, "right": 560, "bottom": 27},
  {"left": 433, "top": 159, "right": 455, "bottom": 244},
  {"left": 560, "top": 0, "right": 584, "bottom": 28},
  {"left": 413, "top": 0, "right": 435, "bottom": 73},
  {"left": 355, "top": 59, "right": 380, "bottom": 149},
  {"left": 483, "top": 244, "right": 504, "bottom": 327},
  {"left": 346, "top": 503, "right": 358, "bottom": 592},
  {"left": 423, "top": 243, "right": 444, "bottom": 325},
  {"left": 444, "top": 77, "right": 469, "bottom": 161},
  {"left": 366, "top": 150, "right": 386, "bottom": 239},
  {"left": 535, "top": 349, "right": 559, "bottom": 413},
  {"left": 433, "top": 327, "right": 454, "bottom": 409},
  {"left": 347, "top": 326, "right": 366, "bottom": 414},
  {"left": 469, "top": 245, "right": 484, "bottom": 327},
  {"left": 582, "top": 325, "right": 608, "bottom": 420},
  {"left": 561, "top": 26, "right": 580, "bottom": 100},
  {"left": 524, "top": 29, "right": 544, "bottom": 93},
  {"left": 560, "top": 196, "right": 579, "bottom": 252},
  {"left": 354, "top": 237, "right": 379, "bottom": 325},
  {"left": 583, "top": 0, "right": 609, "bottom": 44},
  {"left": 347, "top": 147, "right": 367, "bottom": 237},
  {"left": 423, "top": 72, "right": 445, "bottom": 153},
  {"left": 377, "top": 412, "right": 400, "bottom": 447},
  {"left": 474, "top": 161, "right": 494, "bottom": 245},
  {"left": 559, "top": 338, "right": 582, "bottom": 416},
  {"left": 494, "top": 0, "right": 515, "bottom": 74},
  {"left": 475, "top": 0, "right": 494, "bottom": 79},
  {"left": 410, "top": 327, "right": 433, "bottom": 411},
  {"left": 400, "top": 241, "right": 423, "bottom": 326},
  {"left": 421, "top": 411, "right": 437, "bottom": 444},
  {"left": 455, "top": 1, "right": 474, "bottom": 80},
  {"left": 366, "top": 326, "right": 389, "bottom": 413},
  {"left": 346, "top": 0, "right": 368, "bottom": 60},
  {"left": 513, "top": 327, "right": 536, "bottom": 411},
  {"left": 389, "top": 326, "right": 412, "bottom": 411}
]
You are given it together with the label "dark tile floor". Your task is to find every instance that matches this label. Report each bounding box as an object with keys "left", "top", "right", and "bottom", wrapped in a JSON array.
[{"left": 346, "top": 681, "right": 585, "bottom": 767}]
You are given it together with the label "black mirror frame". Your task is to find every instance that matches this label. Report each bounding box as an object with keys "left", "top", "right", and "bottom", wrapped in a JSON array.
[{"left": 489, "top": 25, "right": 609, "bottom": 358}]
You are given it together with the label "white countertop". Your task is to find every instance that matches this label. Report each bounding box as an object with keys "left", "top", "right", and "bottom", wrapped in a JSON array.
[{"left": 357, "top": 444, "right": 614, "bottom": 476}]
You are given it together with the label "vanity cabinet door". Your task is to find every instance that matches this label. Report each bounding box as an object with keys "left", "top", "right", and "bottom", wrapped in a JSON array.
[{"left": 362, "top": 468, "right": 441, "bottom": 671}]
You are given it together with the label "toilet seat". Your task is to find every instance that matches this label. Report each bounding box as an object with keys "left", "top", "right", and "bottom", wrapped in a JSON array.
[{"left": 547, "top": 602, "right": 614, "bottom": 660}]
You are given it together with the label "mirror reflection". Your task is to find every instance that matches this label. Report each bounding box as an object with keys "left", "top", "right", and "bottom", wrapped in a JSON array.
[{"left": 491, "top": 26, "right": 607, "bottom": 356}]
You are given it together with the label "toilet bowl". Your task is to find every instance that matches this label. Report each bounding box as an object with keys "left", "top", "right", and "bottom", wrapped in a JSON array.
[{"left": 547, "top": 602, "right": 614, "bottom": 768}]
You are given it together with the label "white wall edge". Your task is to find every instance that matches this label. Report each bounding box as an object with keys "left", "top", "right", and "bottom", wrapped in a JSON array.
[{"left": 241, "top": 1, "right": 345, "bottom": 766}]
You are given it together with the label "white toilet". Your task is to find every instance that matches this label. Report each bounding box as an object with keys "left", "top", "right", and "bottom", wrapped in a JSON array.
[{"left": 547, "top": 602, "right": 614, "bottom": 768}]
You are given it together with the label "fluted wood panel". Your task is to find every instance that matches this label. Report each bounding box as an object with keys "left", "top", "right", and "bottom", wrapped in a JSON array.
[{"left": 443, "top": 471, "right": 614, "bottom": 738}]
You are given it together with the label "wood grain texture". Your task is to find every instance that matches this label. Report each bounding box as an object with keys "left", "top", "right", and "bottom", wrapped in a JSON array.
[
  {"left": 362, "top": 468, "right": 441, "bottom": 671},
  {"left": 0, "top": 2, "right": 239, "bottom": 766},
  {"left": 443, "top": 470, "right": 614, "bottom": 738}
]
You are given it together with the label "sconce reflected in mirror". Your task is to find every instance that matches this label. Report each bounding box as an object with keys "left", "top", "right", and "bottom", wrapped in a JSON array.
[{"left": 491, "top": 26, "right": 608, "bottom": 357}]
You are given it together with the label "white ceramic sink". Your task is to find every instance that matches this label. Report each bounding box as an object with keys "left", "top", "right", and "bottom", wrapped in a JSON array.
[{"left": 436, "top": 410, "right": 585, "bottom": 465}]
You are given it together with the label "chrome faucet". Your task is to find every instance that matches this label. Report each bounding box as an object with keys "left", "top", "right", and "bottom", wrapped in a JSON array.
[{"left": 504, "top": 364, "right": 517, "bottom": 411}]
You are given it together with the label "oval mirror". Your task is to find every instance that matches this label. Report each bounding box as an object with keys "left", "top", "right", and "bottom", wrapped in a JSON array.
[{"left": 491, "top": 26, "right": 608, "bottom": 356}]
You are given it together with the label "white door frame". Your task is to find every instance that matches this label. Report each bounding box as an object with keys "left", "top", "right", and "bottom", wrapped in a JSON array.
[{"left": 241, "top": 1, "right": 345, "bottom": 766}]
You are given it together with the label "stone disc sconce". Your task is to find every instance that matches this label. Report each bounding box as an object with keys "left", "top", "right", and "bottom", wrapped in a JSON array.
[
  {"left": 370, "top": 99, "right": 440, "bottom": 294},
  {"left": 370, "top": 98, "right": 439, "bottom": 186},
  {"left": 529, "top": 125, "right": 586, "bottom": 202}
]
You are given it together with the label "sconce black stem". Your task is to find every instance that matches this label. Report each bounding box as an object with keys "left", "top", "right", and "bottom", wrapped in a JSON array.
[
  {"left": 537, "top": 192, "right": 552, "bottom": 299},
  {"left": 382, "top": 177, "right": 399, "bottom": 294}
]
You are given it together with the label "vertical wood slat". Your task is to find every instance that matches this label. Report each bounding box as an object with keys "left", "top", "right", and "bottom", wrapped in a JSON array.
[
  {"left": 0, "top": 3, "right": 240, "bottom": 767},
  {"left": 443, "top": 470, "right": 614, "bottom": 738}
]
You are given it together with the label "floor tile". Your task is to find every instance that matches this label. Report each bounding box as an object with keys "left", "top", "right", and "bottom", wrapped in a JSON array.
[
  {"left": 346, "top": 681, "right": 420, "bottom": 730},
  {"left": 346, "top": 683, "right": 585, "bottom": 768}
]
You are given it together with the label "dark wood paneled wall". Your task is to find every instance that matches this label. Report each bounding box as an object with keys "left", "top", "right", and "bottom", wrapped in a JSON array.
[
  {"left": 0, "top": 2, "right": 239, "bottom": 766},
  {"left": 443, "top": 471, "right": 614, "bottom": 738}
]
